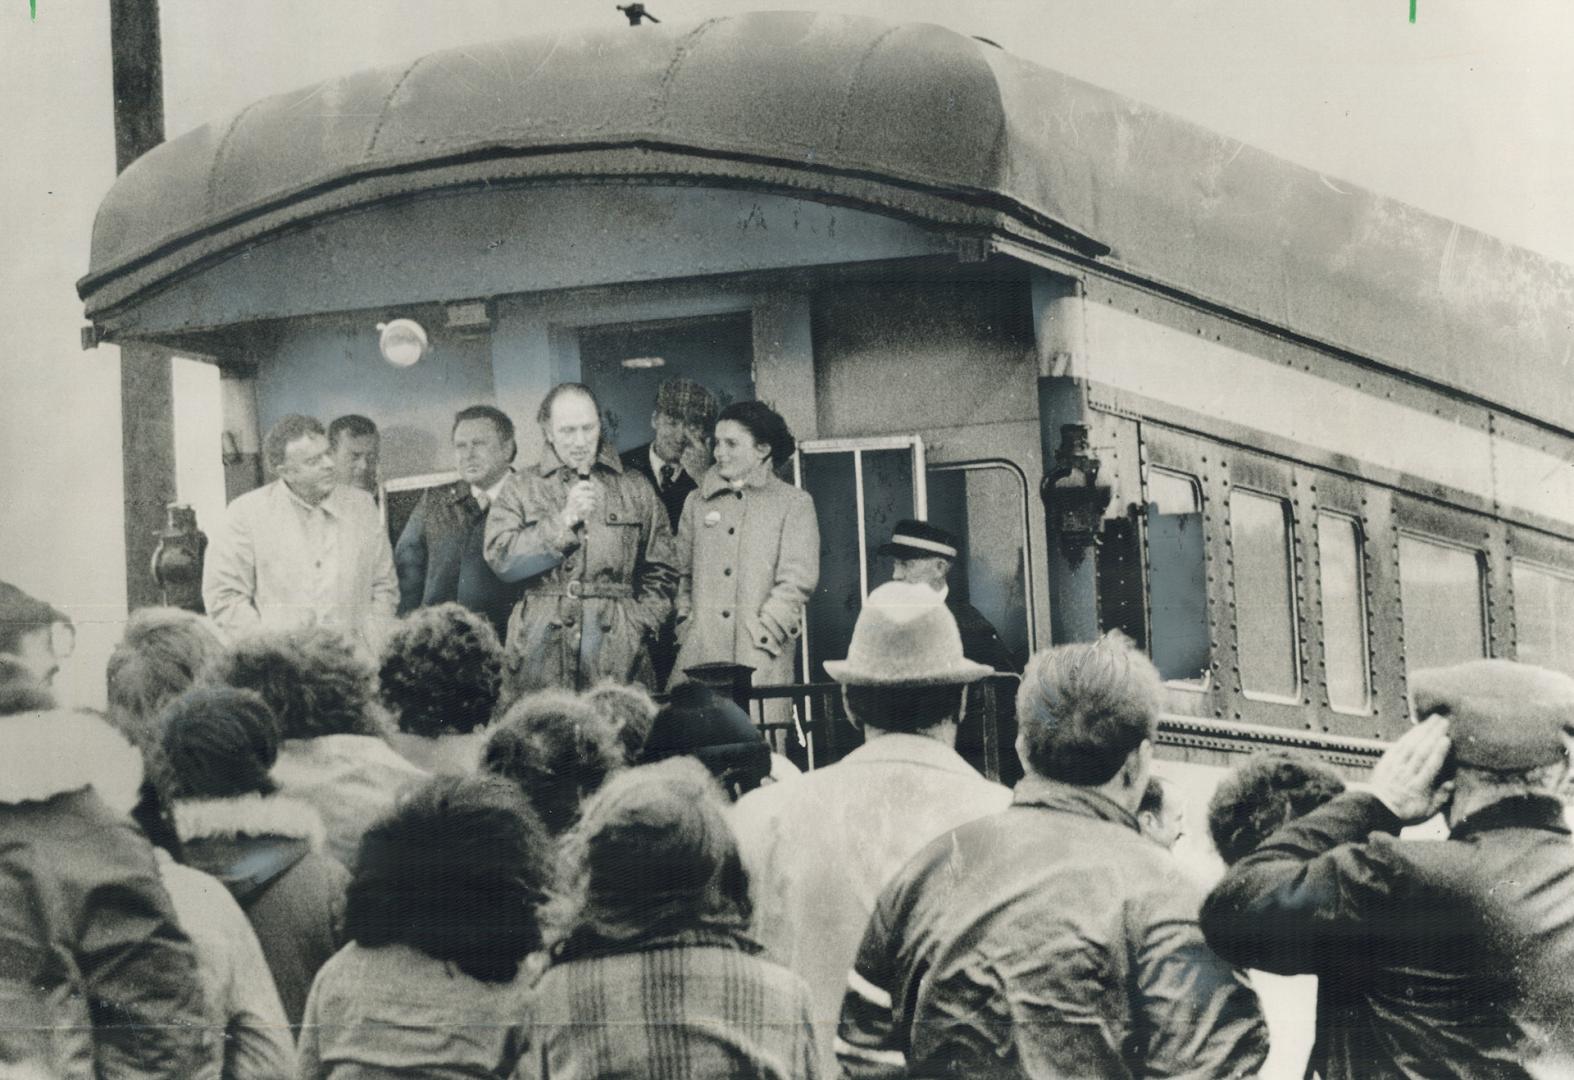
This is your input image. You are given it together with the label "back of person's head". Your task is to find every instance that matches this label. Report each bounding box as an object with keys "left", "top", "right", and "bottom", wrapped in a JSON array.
[
  {"left": 481, "top": 690, "right": 623, "bottom": 835},
  {"left": 106, "top": 607, "right": 227, "bottom": 735},
  {"left": 378, "top": 604, "right": 502, "bottom": 738},
  {"left": 161, "top": 686, "right": 282, "bottom": 799},
  {"left": 1017, "top": 633, "right": 1162, "bottom": 786},
  {"left": 346, "top": 774, "right": 553, "bottom": 983},
  {"left": 641, "top": 682, "right": 771, "bottom": 799},
  {"left": 1207, "top": 752, "right": 1347, "bottom": 866},
  {"left": 553, "top": 757, "right": 749, "bottom": 958},
  {"left": 585, "top": 681, "right": 660, "bottom": 766},
  {"left": 843, "top": 683, "right": 967, "bottom": 736},
  {"left": 213, "top": 626, "right": 378, "bottom": 740},
  {"left": 0, "top": 580, "right": 68, "bottom": 657}
]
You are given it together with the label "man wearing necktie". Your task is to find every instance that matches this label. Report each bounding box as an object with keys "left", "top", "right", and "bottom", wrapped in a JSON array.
[
  {"left": 394, "top": 405, "right": 525, "bottom": 643},
  {"left": 620, "top": 377, "right": 720, "bottom": 685}
]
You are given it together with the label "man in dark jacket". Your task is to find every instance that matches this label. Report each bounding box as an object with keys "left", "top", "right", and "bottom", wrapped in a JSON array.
[
  {"left": 837, "top": 634, "right": 1268, "bottom": 1079},
  {"left": 1201, "top": 659, "right": 1574, "bottom": 1079},
  {"left": 620, "top": 378, "right": 719, "bottom": 686},
  {"left": 880, "top": 519, "right": 1024, "bottom": 782},
  {"left": 395, "top": 405, "right": 526, "bottom": 643}
]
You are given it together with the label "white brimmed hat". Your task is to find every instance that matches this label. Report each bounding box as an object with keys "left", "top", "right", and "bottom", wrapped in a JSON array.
[{"left": 824, "top": 581, "right": 994, "bottom": 686}]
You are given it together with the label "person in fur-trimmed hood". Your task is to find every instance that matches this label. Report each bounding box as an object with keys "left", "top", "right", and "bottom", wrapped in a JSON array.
[
  {"left": 0, "top": 669, "right": 209, "bottom": 1079},
  {"left": 162, "top": 686, "right": 350, "bottom": 1027}
]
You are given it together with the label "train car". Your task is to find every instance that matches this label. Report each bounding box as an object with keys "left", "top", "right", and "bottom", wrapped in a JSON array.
[{"left": 80, "top": 11, "right": 1574, "bottom": 828}]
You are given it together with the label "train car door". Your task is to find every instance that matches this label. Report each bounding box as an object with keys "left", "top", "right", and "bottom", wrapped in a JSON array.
[{"left": 577, "top": 313, "right": 756, "bottom": 454}]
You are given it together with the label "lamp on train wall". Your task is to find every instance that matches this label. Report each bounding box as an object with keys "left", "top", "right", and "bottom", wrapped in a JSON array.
[
  {"left": 1042, "top": 424, "right": 1112, "bottom": 565},
  {"left": 376, "top": 319, "right": 428, "bottom": 367},
  {"left": 150, "top": 503, "right": 207, "bottom": 612}
]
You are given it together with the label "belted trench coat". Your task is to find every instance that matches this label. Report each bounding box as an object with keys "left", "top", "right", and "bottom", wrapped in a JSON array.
[{"left": 485, "top": 444, "right": 676, "bottom": 694}]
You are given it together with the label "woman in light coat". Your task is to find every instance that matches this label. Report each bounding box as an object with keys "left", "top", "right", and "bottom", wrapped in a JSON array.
[{"left": 671, "top": 401, "right": 819, "bottom": 703}]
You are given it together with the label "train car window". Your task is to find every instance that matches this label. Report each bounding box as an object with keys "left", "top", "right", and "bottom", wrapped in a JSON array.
[
  {"left": 1398, "top": 534, "right": 1487, "bottom": 672},
  {"left": 1230, "top": 490, "right": 1300, "bottom": 700},
  {"left": 1317, "top": 513, "right": 1371, "bottom": 712},
  {"left": 1145, "top": 468, "right": 1209, "bottom": 685},
  {"left": 926, "top": 462, "right": 1035, "bottom": 665},
  {"left": 1512, "top": 560, "right": 1574, "bottom": 677}
]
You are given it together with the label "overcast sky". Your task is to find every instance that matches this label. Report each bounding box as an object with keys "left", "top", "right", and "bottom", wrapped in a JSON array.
[{"left": 139, "top": 0, "right": 1574, "bottom": 264}]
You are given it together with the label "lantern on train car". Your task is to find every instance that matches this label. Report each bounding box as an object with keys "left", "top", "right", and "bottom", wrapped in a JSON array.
[{"left": 376, "top": 319, "right": 428, "bottom": 368}]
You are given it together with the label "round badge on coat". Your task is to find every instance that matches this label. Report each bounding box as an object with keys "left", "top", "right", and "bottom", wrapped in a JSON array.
[{"left": 704, "top": 510, "right": 722, "bottom": 527}]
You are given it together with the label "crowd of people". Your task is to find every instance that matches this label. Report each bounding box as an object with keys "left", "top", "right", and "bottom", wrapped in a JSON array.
[{"left": 3, "top": 377, "right": 1574, "bottom": 1078}]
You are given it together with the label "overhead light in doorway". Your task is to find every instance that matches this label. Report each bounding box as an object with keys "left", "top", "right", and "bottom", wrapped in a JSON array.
[
  {"left": 376, "top": 319, "right": 428, "bottom": 368},
  {"left": 621, "top": 356, "right": 666, "bottom": 370}
]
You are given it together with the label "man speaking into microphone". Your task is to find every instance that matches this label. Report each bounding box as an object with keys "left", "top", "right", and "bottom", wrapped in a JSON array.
[{"left": 485, "top": 382, "right": 676, "bottom": 698}]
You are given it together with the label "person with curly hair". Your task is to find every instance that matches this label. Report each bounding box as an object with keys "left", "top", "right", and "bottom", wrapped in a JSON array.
[
  {"left": 480, "top": 689, "right": 625, "bottom": 836},
  {"left": 378, "top": 603, "right": 504, "bottom": 775},
  {"left": 584, "top": 680, "right": 660, "bottom": 765},
  {"left": 298, "top": 774, "right": 553, "bottom": 1078},
  {"left": 212, "top": 625, "right": 426, "bottom": 867},
  {"left": 161, "top": 685, "right": 350, "bottom": 1027},
  {"left": 521, "top": 757, "right": 819, "bottom": 1079}
]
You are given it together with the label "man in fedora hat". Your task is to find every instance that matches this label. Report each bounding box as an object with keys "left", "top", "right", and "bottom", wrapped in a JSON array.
[
  {"left": 838, "top": 634, "right": 1267, "bottom": 1079},
  {"left": 1202, "top": 659, "right": 1574, "bottom": 1079},
  {"left": 881, "top": 519, "right": 1023, "bottom": 782},
  {"left": 730, "top": 581, "right": 1011, "bottom": 1073}
]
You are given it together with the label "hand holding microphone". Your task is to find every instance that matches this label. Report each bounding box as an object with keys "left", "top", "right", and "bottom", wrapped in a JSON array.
[{"left": 562, "top": 469, "right": 601, "bottom": 529}]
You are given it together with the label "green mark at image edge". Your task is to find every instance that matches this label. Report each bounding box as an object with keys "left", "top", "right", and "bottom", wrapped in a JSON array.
[{"left": 1409, "top": 0, "right": 1416, "bottom": 22}]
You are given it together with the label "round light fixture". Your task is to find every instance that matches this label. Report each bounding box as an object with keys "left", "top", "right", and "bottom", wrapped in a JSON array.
[{"left": 376, "top": 319, "right": 428, "bottom": 367}]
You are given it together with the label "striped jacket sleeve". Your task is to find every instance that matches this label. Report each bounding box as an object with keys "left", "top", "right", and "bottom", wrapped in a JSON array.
[{"left": 835, "top": 900, "right": 910, "bottom": 1080}]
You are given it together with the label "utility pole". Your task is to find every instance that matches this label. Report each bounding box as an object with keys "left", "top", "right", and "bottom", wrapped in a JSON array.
[{"left": 109, "top": 0, "right": 178, "bottom": 609}]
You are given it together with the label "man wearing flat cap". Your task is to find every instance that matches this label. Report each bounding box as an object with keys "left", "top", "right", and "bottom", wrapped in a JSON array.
[
  {"left": 881, "top": 519, "right": 1023, "bottom": 781},
  {"left": 621, "top": 377, "right": 720, "bottom": 685},
  {"left": 730, "top": 581, "right": 1011, "bottom": 1073},
  {"left": 1201, "top": 659, "right": 1574, "bottom": 1079}
]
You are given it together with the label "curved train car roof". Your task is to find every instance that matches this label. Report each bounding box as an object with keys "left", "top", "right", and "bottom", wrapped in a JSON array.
[{"left": 80, "top": 9, "right": 1574, "bottom": 430}]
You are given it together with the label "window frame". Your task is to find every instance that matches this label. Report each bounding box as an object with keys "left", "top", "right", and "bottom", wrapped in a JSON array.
[
  {"left": 1142, "top": 463, "right": 1213, "bottom": 694},
  {"left": 1229, "top": 485, "right": 1304, "bottom": 706},
  {"left": 1314, "top": 509, "right": 1374, "bottom": 716},
  {"left": 1395, "top": 529, "right": 1490, "bottom": 674},
  {"left": 927, "top": 458, "right": 1039, "bottom": 655}
]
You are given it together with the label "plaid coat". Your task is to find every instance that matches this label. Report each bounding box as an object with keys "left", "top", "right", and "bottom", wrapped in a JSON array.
[{"left": 518, "top": 930, "right": 820, "bottom": 1079}]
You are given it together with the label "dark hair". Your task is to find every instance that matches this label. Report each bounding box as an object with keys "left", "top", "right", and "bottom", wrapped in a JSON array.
[
  {"left": 585, "top": 681, "right": 660, "bottom": 765},
  {"left": 843, "top": 683, "right": 967, "bottom": 735},
  {"left": 715, "top": 400, "right": 795, "bottom": 468},
  {"left": 481, "top": 691, "right": 624, "bottom": 835},
  {"left": 345, "top": 774, "right": 553, "bottom": 983},
  {"left": 1207, "top": 753, "right": 1347, "bottom": 866},
  {"left": 1017, "top": 634, "right": 1162, "bottom": 786},
  {"left": 262, "top": 414, "right": 326, "bottom": 472},
  {"left": 0, "top": 581, "right": 70, "bottom": 657},
  {"left": 161, "top": 687, "right": 281, "bottom": 799},
  {"left": 1138, "top": 776, "right": 1168, "bottom": 818},
  {"left": 535, "top": 382, "right": 600, "bottom": 426},
  {"left": 452, "top": 405, "right": 517, "bottom": 463},
  {"left": 107, "top": 608, "right": 227, "bottom": 735},
  {"left": 327, "top": 414, "right": 378, "bottom": 448},
  {"left": 552, "top": 757, "right": 750, "bottom": 960},
  {"left": 378, "top": 604, "right": 502, "bottom": 737},
  {"left": 212, "top": 626, "right": 381, "bottom": 740}
]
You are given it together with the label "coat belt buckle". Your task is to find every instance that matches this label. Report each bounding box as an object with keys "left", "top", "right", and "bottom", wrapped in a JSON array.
[{"left": 565, "top": 579, "right": 583, "bottom": 599}]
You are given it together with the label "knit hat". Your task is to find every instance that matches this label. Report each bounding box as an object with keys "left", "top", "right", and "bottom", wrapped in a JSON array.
[
  {"left": 1410, "top": 659, "right": 1574, "bottom": 771},
  {"left": 640, "top": 682, "right": 770, "bottom": 795},
  {"left": 876, "top": 520, "right": 960, "bottom": 561},
  {"left": 654, "top": 378, "right": 720, "bottom": 428},
  {"left": 824, "top": 581, "right": 993, "bottom": 686}
]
